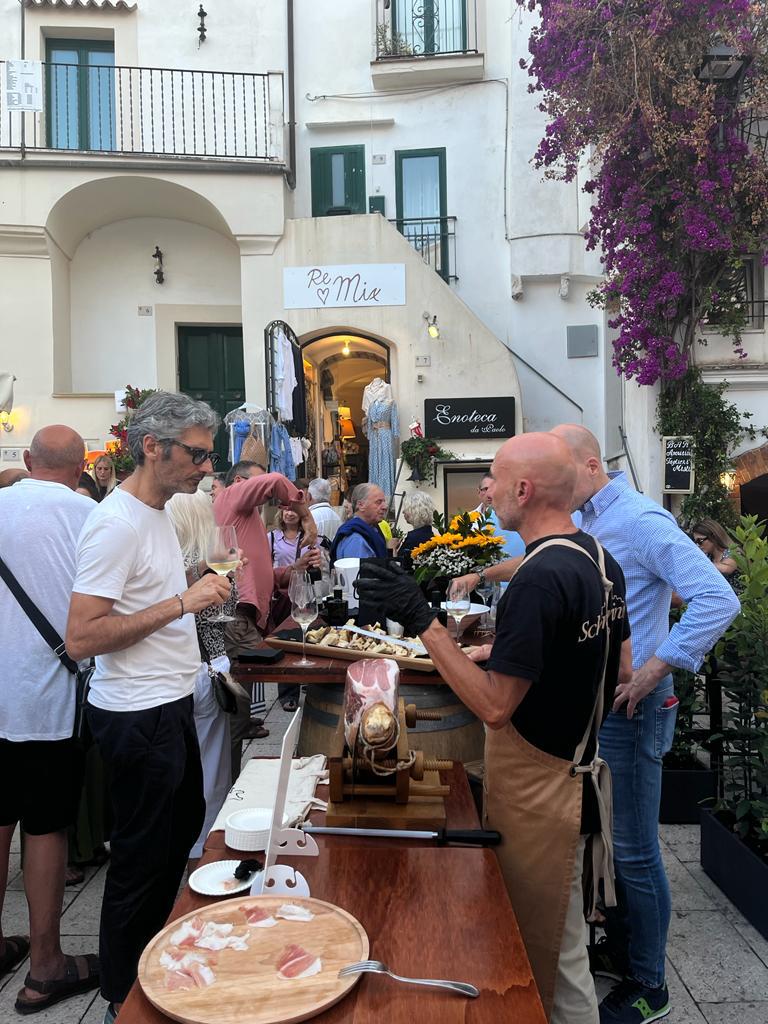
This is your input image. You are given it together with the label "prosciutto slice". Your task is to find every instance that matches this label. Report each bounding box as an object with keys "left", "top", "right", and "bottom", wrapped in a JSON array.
[
  {"left": 239, "top": 904, "right": 278, "bottom": 928},
  {"left": 276, "top": 944, "right": 322, "bottom": 980},
  {"left": 343, "top": 658, "right": 399, "bottom": 755}
]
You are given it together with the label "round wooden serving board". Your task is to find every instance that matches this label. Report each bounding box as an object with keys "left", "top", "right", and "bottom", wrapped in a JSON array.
[{"left": 138, "top": 895, "right": 369, "bottom": 1024}]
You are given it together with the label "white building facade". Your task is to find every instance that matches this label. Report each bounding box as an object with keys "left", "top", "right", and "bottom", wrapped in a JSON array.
[{"left": 1, "top": 0, "right": 765, "bottom": 510}]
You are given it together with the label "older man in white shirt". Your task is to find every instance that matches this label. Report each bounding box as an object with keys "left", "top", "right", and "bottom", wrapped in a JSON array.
[{"left": 308, "top": 478, "right": 341, "bottom": 542}]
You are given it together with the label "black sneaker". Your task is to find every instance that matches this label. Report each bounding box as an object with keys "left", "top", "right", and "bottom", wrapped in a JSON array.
[
  {"left": 588, "top": 936, "right": 627, "bottom": 981},
  {"left": 599, "top": 978, "right": 670, "bottom": 1023}
]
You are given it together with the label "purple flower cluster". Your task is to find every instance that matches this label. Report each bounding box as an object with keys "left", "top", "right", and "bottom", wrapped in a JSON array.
[{"left": 517, "top": 0, "right": 768, "bottom": 385}]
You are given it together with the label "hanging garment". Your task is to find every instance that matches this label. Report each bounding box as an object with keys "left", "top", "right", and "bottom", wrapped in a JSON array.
[
  {"left": 232, "top": 421, "right": 251, "bottom": 463},
  {"left": 277, "top": 332, "right": 297, "bottom": 421},
  {"left": 269, "top": 422, "right": 296, "bottom": 480},
  {"left": 291, "top": 345, "right": 307, "bottom": 435},
  {"left": 366, "top": 398, "right": 399, "bottom": 499},
  {"left": 362, "top": 377, "right": 392, "bottom": 415},
  {"left": 289, "top": 436, "right": 304, "bottom": 468}
]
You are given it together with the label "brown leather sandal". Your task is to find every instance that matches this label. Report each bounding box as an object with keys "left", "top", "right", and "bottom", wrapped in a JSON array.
[{"left": 15, "top": 953, "right": 100, "bottom": 1015}]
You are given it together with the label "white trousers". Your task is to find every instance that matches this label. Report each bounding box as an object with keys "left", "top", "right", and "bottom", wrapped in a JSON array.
[{"left": 190, "top": 657, "right": 232, "bottom": 859}]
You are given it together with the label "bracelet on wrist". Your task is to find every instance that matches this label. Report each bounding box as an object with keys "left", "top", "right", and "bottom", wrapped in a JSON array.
[{"left": 176, "top": 593, "right": 185, "bottom": 618}]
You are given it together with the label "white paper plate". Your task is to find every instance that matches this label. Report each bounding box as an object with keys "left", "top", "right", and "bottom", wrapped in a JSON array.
[
  {"left": 188, "top": 859, "right": 255, "bottom": 897},
  {"left": 441, "top": 602, "right": 490, "bottom": 616}
]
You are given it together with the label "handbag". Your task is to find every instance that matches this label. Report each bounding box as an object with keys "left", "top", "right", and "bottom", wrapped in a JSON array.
[
  {"left": 0, "top": 554, "right": 94, "bottom": 748},
  {"left": 197, "top": 629, "right": 237, "bottom": 715}
]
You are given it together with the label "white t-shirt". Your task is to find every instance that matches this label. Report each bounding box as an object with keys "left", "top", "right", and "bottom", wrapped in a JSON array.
[
  {"left": 310, "top": 501, "right": 341, "bottom": 542},
  {"left": 0, "top": 479, "right": 95, "bottom": 741},
  {"left": 74, "top": 488, "right": 199, "bottom": 712}
]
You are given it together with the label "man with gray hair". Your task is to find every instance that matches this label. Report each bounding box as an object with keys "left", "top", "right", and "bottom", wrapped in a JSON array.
[
  {"left": 0, "top": 426, "right": 100, "bottom": 1013},
  {"left": 330, "top": 483, "right": 388, "bottom": 562},
  {"left": 308, "top": 478, "right": 341, "bottom": 542},
  {"left": 66, "top": 392, "right": 231, "bottom": 1021}
]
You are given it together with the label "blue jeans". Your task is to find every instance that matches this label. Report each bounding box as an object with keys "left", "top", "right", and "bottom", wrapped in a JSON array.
[{"left": 600, "top": 679, "right": 678, "bottom": 989}]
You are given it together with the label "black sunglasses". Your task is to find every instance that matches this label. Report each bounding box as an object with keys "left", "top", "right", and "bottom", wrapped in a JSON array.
[
  {"left": 160, "top": 438, "right": 220, "bottom": 468},
  {"left": 692, "top": 535, "right": 707, "bottom": 546}
]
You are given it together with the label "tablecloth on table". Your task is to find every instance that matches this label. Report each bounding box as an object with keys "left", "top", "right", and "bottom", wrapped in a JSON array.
[{"left": 211, "top": 755, "right": 328, "bottom": 832}]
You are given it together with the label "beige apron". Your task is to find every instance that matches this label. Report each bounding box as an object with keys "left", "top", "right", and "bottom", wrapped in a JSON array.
[{"left": 483, "top": 538, "right": 617, "bottom": 1019}]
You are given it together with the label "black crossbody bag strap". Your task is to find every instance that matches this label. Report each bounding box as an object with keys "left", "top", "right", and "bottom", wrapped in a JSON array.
[{"left": 0, "top": 554, "right": 78, "bottom": 675}]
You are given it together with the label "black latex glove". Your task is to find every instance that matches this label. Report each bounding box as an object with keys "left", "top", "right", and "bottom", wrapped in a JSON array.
[{"left": 356, "top": 560, "right": 440, "bottom": 637}]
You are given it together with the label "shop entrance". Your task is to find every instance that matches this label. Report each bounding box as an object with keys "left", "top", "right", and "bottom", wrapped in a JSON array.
[{"left": 300, "top": 333, "right": 391, "bottom": 503}]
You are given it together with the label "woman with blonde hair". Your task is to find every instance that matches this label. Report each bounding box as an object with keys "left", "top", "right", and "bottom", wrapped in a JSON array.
[
  {"left": 166, "top": 489, "right": 236, "bottom": 864},
  {"left": 90, "top": 454, "right": 117, "bottom": 502},
  {"left": 399, "top": 491, "right": 436, "bottom": 566}
]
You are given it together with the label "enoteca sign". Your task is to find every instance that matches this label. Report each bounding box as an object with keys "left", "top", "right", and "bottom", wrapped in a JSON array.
[
  {"left": 424, "top": 398, "right": 516, "bottom": 440},
  {"left": 283, "top": 264, "right": 406, "bottom": 309}
]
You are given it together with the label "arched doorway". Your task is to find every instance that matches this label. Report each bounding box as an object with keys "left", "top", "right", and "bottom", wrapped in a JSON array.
[
  {"left": 733, "top": 443, "right": 768, "bottom": 525},
  {"left": 301, "top": 332, "right": 391, "bottom": 502}
]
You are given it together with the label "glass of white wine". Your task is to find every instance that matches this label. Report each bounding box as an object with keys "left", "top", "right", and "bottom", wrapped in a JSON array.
[
  {"left": 291, "top": 576, "right": 318, "bottom": 667},
  {"left": 446, "top": 578, "right": 471, "bottom": 644},
  {"left": 205, "top": 525, "right": 239, "bottom": 623}
]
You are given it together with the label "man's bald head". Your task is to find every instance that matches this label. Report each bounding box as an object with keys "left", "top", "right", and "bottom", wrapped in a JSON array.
[
  {"left": 489, "top": 432, "right": 577, "bottom": 533},
  {"left": 0, "top": 468, "right": 29, "bottom": 489},
  {"left": 24, "top": 425, "right": 85, "bottom": 490},
  {"left": 551, "top": 423, "right": 610, "bottom": 510}
]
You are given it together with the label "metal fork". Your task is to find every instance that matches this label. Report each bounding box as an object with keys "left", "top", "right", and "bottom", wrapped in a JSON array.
[{"left": 338, "top": 960, "right": 479, "bottom": 998}]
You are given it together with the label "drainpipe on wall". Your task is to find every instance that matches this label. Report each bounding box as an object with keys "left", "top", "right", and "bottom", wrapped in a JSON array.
[{"left": 285, "top": 0, "right": 296, "bottom": 189}]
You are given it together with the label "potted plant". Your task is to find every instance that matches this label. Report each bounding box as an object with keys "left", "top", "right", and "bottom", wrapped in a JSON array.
[
  {"left": 659, "top": 665, "right": 717, "bottom": 824},
  {"left": 400, "top": 437, "right": 455, "bottom": 486},
  {"left": 106, "top": 384, "right": 157, "bottom": 478},
  {"left": 700, "top": 515, "right": 768, "bottom": 938}
]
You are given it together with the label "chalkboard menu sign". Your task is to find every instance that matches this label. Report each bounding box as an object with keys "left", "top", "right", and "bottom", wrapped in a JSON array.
[
  {"left": 424, "top": 397, "right": 516, "bottom": 440},
  {"left": 663, "top": 435, "right": 695, "bottom": 493}
]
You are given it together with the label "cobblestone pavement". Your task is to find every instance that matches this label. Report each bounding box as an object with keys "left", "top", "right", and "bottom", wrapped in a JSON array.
[{"left": 3, "top": 686, "right": 766, "bottom": 1023}]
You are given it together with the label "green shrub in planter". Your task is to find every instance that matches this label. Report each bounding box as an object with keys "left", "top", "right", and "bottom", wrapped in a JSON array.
[{"left": 709, "top": 515, "right": 768, "bottom": 855}]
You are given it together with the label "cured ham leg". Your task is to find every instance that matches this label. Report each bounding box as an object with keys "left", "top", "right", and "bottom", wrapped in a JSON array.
[{"left": 344, "top": 658, "right": 399, "bottom": 755}]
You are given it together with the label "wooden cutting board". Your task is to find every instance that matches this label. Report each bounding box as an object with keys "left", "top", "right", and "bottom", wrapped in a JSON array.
[
  {"left": 264, "top": 637, "right": 438, "bottom": 673},
  {"left": 138, "top": 896, "right": 369, "bottom": 1024}
]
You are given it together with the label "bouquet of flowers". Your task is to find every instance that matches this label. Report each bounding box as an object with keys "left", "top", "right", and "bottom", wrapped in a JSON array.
[
  {"left": 410, "top": 509, "right": 508, "bottom": 583},
  {"left": 106, "top": 384, "right": 157, "bottom": 475}
]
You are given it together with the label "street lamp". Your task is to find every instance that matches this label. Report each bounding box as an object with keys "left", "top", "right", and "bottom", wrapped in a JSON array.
[{"left": 697, "top": 45, "right": 751, "bottom": 99}]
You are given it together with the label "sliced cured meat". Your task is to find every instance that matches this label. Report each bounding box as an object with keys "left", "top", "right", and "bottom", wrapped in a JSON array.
[
  {"left": 164, "top": 960, "right": 216, "bottom": 990},
  {"left": 169, "top": 916, "right": 204, "bottom": 948},
  {"left": 159, "top": 949, "right": 209, "bottom": 971},
  {"left": 344, "top": 658, "right": 399, "bottom": 755},
  {"left": 276, "top": 944, "right": 322, "bottom": 980},
  {"left": 275, "top": 903, "right": 315, "bottom": 922},
  {"left": 239, "top": 905, "right": 278, "bottom": 928}
]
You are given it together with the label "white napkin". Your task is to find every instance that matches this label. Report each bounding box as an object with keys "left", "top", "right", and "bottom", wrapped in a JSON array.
[{"left": 211, "top": 755, "right": 328, "bottom": 832}]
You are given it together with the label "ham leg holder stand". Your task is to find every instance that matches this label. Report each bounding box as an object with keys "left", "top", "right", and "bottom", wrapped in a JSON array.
[{"left": 250, "top": 706, "right": 318, "bottom": 898}]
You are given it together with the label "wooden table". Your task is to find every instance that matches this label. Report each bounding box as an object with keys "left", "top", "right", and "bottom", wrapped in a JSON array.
[
  {"left": 117, "top": 767, "right": 545, "bottom": 1024},
  {"left": 233, "top": 649, "right": 441, "bottom": 687}
]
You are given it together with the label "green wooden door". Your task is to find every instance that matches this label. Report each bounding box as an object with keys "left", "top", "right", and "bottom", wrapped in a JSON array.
[
  {"left": 310, "top": 146, "right": 366, "bottom": 216},
  {"left": 178, "top": 326, "right": 245, "bottom": 469}
]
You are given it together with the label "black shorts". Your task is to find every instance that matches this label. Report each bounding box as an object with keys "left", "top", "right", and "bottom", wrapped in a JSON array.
[{"left": 0, "top": 738, "right": 85, "bottom": 835}]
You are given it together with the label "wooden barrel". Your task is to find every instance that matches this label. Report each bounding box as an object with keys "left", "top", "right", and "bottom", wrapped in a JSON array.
[{"left": 297, "top": 684, "right": 485, "bottom": 763}]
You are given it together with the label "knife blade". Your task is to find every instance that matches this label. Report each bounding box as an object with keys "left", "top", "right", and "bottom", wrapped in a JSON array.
[{"left": 302, "top": 825, "right": 501, "bottom": 846}]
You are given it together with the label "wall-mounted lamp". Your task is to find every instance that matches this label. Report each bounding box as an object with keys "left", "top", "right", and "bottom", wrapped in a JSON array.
[
  {"left": 423, "top": 313, "right": 440, "bottom": 339},
  {"left": 342, "top": 340, "right": 351, "bottom": 356},
  {"left": 0, "top": 373, "right": 15, "bottom": 431},
  {"left": 153, "top": 246, "right": 165, "bottom": 285},
  {"left": 197, "top": 4, "right": 208, "bottom": 45},
  {"left": 720, "top": 470, "right": 737, "bottom": 491}
]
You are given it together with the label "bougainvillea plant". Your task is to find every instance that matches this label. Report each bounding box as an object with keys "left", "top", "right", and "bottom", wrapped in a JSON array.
[
  {"left": 517, "top": 0, "right": 768, "bottom": 386},
  {"left": 106, "top": 384, "right": 157, "bottom": 474}
]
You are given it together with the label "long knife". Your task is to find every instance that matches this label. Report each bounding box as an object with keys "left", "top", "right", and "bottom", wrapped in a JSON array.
[
  {"left": 339, "top": 624, "right": 427, "bottom": 654},
  {"left": 302, "top": 825, "right": 501, "bottom": 846}
]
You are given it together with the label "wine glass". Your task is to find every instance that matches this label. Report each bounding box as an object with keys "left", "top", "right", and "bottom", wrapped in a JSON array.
[
  {"left": 446, "top": 578, "right": 471, "bottom": 643},
  {"left": 205, "top": 525, "right": 239, "bottom": 622},
  {"left": 291, "top": 576, "right": 318, "bottom": 667}
]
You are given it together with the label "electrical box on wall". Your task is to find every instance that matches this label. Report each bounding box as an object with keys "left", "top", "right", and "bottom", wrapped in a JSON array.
[
  {"left": 368, "top": 195, "right": 385, "bottom": 215},
  {"left": 566, "top": 325, "right": 599, "bottom": 358}
]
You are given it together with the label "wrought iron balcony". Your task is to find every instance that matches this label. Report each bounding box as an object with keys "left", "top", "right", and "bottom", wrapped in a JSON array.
[
  {"left": 703, "top": 299, "right": 767, "bottom": 332},
  {"left": 390, "top": 216, "right": 457, "bottom": 282},
  {"left": 376, "top": 0, "right": 479, "bottom": 59},
  {"left": 0, "top": 61, "right": 283, "bottom": 162}
]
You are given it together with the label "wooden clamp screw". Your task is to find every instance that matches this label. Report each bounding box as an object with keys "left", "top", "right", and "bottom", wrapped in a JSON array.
[{"left": 405, "top": 703, "right": 442, "bottom": 728}]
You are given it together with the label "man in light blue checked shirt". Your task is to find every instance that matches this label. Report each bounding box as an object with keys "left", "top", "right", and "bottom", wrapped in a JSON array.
[{"left": 553, "top": 425, "right": 740, "bottom": 1024}]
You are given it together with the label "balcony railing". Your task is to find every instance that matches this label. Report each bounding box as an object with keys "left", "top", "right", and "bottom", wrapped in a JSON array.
[
  {"left": 376, "top": 0, "right": 479, "bottom": 59},
  {"left": 703, "top": 299, "right": 767, "bottom": 332},
  {"left": 0, "top": 61, "right": 284, "bottom": 162},
  {"left": 391, "top": 216, "right": 457, "bottom": 282}
]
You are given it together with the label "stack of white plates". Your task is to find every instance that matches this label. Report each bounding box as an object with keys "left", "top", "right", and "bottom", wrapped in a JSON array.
[{"left": 225, "top": 807, "right": 272, "bottom": 851}]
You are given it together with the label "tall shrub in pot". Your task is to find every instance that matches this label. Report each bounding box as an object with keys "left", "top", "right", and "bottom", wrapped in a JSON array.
[{"left": 701, "top": 515, "right": 768, "bottom": 936}]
